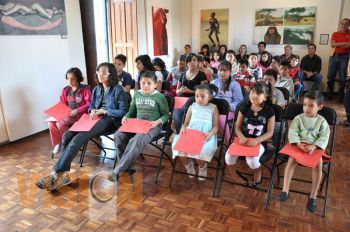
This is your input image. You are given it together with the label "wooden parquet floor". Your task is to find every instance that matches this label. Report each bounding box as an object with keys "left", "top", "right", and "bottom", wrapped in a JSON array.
[{"left": 0, "top": 100, "right": 349, "bottom": 232}]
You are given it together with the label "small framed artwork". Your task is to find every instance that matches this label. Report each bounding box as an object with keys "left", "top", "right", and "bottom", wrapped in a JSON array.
[{"left": 319, "top": 34, "right": 329, "bottom": 45}]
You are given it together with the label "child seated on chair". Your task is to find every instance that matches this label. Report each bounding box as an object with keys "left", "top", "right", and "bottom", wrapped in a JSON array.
[
  {"left": 289, "top": 55, "right": 303, "bottom": 101},
  {"left": 225, "top": 82, "right": 275, "bottom": 188},
  {"left": 277, "top": 91, "right": 330, "bottom": 213},
  {"left": 233, "top": 59, "right": 256, "bottom": 95},
  {"left": 114, "top": 54, "right": 133, "bottom": 102},
  {"left": 172, "top": 84, "right": 219, "bottom": 180},
  {"left": 276, "top": 60, "right": 294, "bottom": 102},
  {"left": 166, "top": 54, "right": 187, "bottom": 96},
  {"left": 108, "top": 71, "right": 169, "bottom": 182}
]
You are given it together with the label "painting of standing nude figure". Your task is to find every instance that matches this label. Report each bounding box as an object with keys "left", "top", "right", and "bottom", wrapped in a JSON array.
[
  {"left": 152, "top": 7, "right": 169, "bottom": 56},
  {"left": 0, "top": 0, "right": 67, "bottom": 35},
  {"left": 200, "top": 9, "right": 228, "bottom": 50}
]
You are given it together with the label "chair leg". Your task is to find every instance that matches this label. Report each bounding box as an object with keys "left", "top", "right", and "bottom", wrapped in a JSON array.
[
  {"left": 265, "top": 165, "right": 277, "bottom": 209},
  {"left": 318, "top": 169, "right": 327, "bottom": 194},
  {"left": 155, "top": 141, "right": 167, "bottom": 184},
  {"left": 212, "top": 159, "right": 222, "bottom": 197},
  {"left": 169, "top": 157, "right": 177, "bottom": 188},
  {"left": 322, "top": 164, "right": 332, "bottom": 217},
  {"left": 101, "top": 148, "right": 107, "bottom": 163},
  {"left": 113, "top": 151, "right": 120, "bottom": 169},
  {"left": 80, "top": 143, "right": 88, "bottom": 167},
  {"left": 215, "top": 161, "right": 227, "bottom": 196}
]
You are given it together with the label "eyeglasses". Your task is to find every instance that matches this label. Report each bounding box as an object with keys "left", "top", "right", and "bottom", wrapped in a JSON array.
[{"left": 96, "top": 71, "right": 110, "bottom": 77}]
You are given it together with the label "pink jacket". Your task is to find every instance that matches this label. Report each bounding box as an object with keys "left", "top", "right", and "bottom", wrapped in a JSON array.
[{"left": 60, "top": 84, "right": 92, "bottom": 114}]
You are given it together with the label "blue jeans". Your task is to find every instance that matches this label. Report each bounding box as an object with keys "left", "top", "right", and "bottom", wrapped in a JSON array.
[
  {"left": 172, "top": 107, "right": 186, "bottom": 134},
  {"left": 301, "top": 72, "right": 323, "bottom": 91},
  {"left": 293, "top": 83, "right": 304, "bottom": 99},
  {"left": 53, "top": 116, "right": 121, "bottom": 172},
  {"left": 344, "top": 81, "right": 350, "bottom": 120},
  {"left": 327, "top": 54, "right": 349, "bottom": 99}
]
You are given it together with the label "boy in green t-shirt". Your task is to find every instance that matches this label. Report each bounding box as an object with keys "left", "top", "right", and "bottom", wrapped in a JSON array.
[
  {"left": 108, "top": 71, "right": 169, "bottom": 182},
  {"left": 277, "top": 91, "right": 330, "bottom": 213}
]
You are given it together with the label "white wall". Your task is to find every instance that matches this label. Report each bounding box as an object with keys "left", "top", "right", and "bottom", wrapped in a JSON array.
[
  {"left": 0, "top": 96, "right": 8, "bottom": 143},
  {"left": 341, "top": 0, "right": 350, "bottom": 20},
  {"left": 0, "top": 0, "right": 86, "bottom": 141},
  {"left": 192, "top": 0, "right": 344, "bottom": 90},
  {"left": 137, "top": 0, "right": 192, "bottom": 68}
]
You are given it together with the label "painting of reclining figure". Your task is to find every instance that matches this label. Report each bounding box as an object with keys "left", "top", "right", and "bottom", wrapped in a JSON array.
[{"left": 0, "top": 0, "right": 67, "bottom": 35}]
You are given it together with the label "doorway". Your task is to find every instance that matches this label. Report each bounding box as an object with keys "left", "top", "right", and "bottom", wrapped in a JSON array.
[{"left": 107, "top": 0, "right": 138, "bottom": 77}]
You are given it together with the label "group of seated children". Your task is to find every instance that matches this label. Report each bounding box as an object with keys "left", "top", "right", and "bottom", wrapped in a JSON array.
[
  {"left": 37, "top": 49, "right": 330, "bottom": 214},
  {"left": 161, "top": 43, "right": 322, "bottom": 104}
]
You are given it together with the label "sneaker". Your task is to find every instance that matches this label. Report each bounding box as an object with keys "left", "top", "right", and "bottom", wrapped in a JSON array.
[
  {"left": 277, "top": 191, "right": 290, "bottom": 202},
  {"left": 252, "top": 179, "right": 262, "bottom": 189},
  {"left": 52, "top": 144, "right": 61, "bottom": 156},
  {"left": 184, "top": 160, "right": 195, "bottom": 178},
  {"left": 343, "top": 120, "right": 350, "bottom": 127},
  {"left": 307, "top": 197, "right": 317, "bottom": 213},
  {"left": 198, "top": 163, "right": 208, "bottom": 181},
  {"left": 36, "top": 175, "right": 54, "bottom": 190},
  {"left": 107, "top": 171, "right": 119, "bottom": 182},
  {"left": 50, "top": 172, "right": 70, "bottom": 191}
]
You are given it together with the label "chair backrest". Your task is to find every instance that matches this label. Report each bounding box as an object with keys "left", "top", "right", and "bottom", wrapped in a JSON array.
[
  {"left": 271, "top": 104, "right": 285, "bottom": 149},
  {"left": 276, "top": 86, "right": 290, "bottom": 104},
  {"left": 164, "top": 94, "right": 175, "bottom": 114},
  {"left": 284, "top": 103, "right": 303, "bottom": 120},
  {"left": 211, "top": 98, "right": 230, "bottom": 116},
  {"left": 182, "top": 96, "right": 230, "bottom": 118}
]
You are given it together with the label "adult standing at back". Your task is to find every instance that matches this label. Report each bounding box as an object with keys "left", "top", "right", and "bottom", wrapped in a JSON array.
[
  {"left": 300, "top": 43, "right": 323, "bottom": 91},
  {"left": 326, "top": 18, "right": 350, "bottom": 102}
]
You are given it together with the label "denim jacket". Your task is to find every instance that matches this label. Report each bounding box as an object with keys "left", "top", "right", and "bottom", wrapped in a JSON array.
[{"left": 88, "top": 84, "right": 128, "bottom": 119}]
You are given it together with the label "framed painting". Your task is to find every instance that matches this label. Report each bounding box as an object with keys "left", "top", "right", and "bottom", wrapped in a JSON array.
[{"left": 0, "top": 0, "right": 67, "bottom": 35}]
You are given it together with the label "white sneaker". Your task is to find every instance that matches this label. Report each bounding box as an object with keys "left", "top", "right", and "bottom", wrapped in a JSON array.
[
  {"left": 184, "top": 160, "right": 195, "bottom": 178},
  {"left": 52, "top": 144, "right": 61, "bottom": 155},
  {"left": 198, "top": 163, "right": 208, "bottom": 181},
  {"left": 50, "top": 170, "right": 58, "bottom": 181}
]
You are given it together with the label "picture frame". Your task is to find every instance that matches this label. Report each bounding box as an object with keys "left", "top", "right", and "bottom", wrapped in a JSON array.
[{"left": 319, "top": 34, "right": 329, "bottom": 45}]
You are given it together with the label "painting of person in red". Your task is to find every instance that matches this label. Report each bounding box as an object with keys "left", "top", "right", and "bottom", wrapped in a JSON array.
[{"left": 152, "top": 7, "right": 169, "bottom": 56}]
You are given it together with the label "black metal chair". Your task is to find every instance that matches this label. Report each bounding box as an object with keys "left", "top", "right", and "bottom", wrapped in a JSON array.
[
  {"left": 276, "top": 86, "right": 290, "bottom": 105},
  {"left": 168, "top": 97, "right": 231, "bottom": 197},
  {"left": 265, "top": 103, "right": 337, "bottom": 217},
  {"left": 113, "top": 94, "right": 175, "bottom": 184},
  {"left": 79, "top": 129, "right": 117, "bottom": 167},
  {"left": 215, "top": 102, "right": 285, "bottom": 196}
]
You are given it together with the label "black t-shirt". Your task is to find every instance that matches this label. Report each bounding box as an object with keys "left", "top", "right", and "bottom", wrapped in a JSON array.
[
  {"left": 119, "top": 71, "right": 133, "bottom": 87},
  {"left": 239, "top": 102, "right": 275, "bottom": 138},
  {"left": 178, "top": 71, "right": 207, "bottom": 97}
]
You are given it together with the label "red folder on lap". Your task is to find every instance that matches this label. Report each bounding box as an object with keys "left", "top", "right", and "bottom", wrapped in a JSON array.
[
  {"left": 44, "top": 102, "right": 71, "bottom": 121},
  {"left": 118, "top": 118, "right": 151, "bottom": 134},
  {"left": 174, "top": 128, "right": 206, "bottom": 154},
  {"left": 69, "top": 114, "right": 101, "bottom": 132},
  {"left": 279, "top": 143, "right": 324, "bottom": 168},
  {"left": 174, "top": 97, "right": 189, "bottom": 109},
  {"left": 227, "top": 137, "right": 260, "bottom": 157}
]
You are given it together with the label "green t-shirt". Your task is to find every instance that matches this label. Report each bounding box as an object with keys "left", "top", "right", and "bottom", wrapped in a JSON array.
[
  {"left": 125, "top": 90, "right": 169, "bottom": 123},
  {"left": 288, "top": 113, "right": 330, "bottom": 150}
]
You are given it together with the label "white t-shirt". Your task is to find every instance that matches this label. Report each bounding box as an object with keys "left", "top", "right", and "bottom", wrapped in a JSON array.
[{"left": 247, "top": 65, "right": 263, "bottom": 80}]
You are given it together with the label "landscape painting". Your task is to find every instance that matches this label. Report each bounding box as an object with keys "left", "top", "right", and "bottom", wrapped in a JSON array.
[
  {"left": 283, "top": 26, "right": 314, "bottom": 44},
  {"left": 255, "top": 8, "right": 284, "bottom": 26},
  {"left": 254, "top": 6, "right": 316, "bottom": 44},
  {"left": 284, "top": 7, "right": 316, "bottom": 26}
]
